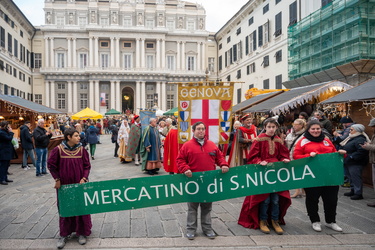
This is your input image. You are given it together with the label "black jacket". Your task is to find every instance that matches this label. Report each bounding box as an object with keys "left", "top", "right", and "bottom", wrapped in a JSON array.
[
  {"left": 33, "top": 126, "right": 52, "bottom": 148},
  {"left": 0, "top": 128, "right": 15, "bottom": 161},
  {"left": 342, "top": 135, "right": 369, "bottom": 166},
  {"left": 20, "top": 125, "right": 34, "bottom": 150}
]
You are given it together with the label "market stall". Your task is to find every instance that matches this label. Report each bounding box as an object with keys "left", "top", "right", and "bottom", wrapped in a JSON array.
[
  {"left": 72, "top": 107, "right": 103, "bottom": 120},
  {"left": 0, "top": 94, "right": 64, "bottom": 164},
  {"left": 321, "top": 78, "right": 375, "bottom": 186}
]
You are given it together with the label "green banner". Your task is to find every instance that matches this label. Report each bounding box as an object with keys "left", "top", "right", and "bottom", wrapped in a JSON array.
[{"left": 58, "top": 153, "right": 344, "bottom": 217}]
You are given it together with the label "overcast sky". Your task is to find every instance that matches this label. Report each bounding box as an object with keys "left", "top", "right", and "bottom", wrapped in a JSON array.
[{"left": 13, "top": 0, "right": 249, "bottom": 32}]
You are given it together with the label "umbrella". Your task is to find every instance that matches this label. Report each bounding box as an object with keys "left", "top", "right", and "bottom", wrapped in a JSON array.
[
  {"left": 163, "top": 107, "right": 178, "bottom": 116},
  {"left": 72, "top": 107, "right": 103, "bottom": 120},
  {"left": 105, "top": 108, "right": 121, "bottom": 115}
]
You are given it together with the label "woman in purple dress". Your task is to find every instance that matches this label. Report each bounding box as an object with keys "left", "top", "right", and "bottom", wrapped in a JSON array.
[{"left": 48, "top": 128, "right": 92, "bottom": 249}]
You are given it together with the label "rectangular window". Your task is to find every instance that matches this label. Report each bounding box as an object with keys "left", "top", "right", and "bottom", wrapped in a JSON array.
[
  {"left": 236, "top": 27, "right": 241, "bottom": 35},
  {"left": 146, "top": 20, "right": 154, "bottom": 28},
  {"left": 218, "top": 43, "right": 222, "bottom": 50},
  {"left": 58, "top": 93, "right": 66, "bottom": 109},
  {"left": 263, "top": 22, "right": 269, "bottom": 45},
  {"left": 0, "top": 60, "right": 3, "bottom": 71},
  {"left": 100, "top": 18, "right": 109, "bottom": 26},
  {"left": 167, "top": 55, "right": 175, "bottom": 70},
  {"left": 101, "top": 53, "right": 109, "bottom": 68},
  {"left": 263, "top": 79, "right": 270, "bottom": 89},
  {"left": 79, "top": 53, "right": 88, "bottom": 68},
  {"left": 20, "top": 30, "right": 23, "bottom": 37},
  {"left": 289, "top": 1, "right": 297, "bottom": 26},
  {"left": 227, "top": 75, "right": 231, "bottom": 82},
  {"left": 80, "top": 83, "right": 88, "bottom": 89},
  {"left": 252, "top": 30, "right": 257, "bottom": 51},
  {"left": 275, "top": 74, "right": 282, "bottom": 89},
  {"left": 167, "top": 94, "right": 174, "bottom": 110},
  {"left": 262, "top": 55, "right": 269, "bottom": 67},
  {"left": 237, "top": 88, "right": 241, "bottom": 104},
  {"left": 275, "top": 12, "right": 282, "bottom": 37},
  {"left": 34, "top": 53, "right": 42, "bottom": 68},
  {"left": 100, "top": 41, "right": 109, "bottom": 48},
  {"left": 187, "top": 56, "right": 195, "bottom": 71},
  {"left": 57, "top": 83, "right": 66, "bottom": 89},
  {"left": 13, "top": 68, "right": 17, "bottom": 77},
  {"left": 146, "top": 55, "right": 154, "bottom": 69},
  {"left": 146, "top": 42, "right": 154, "bottom": 49},
  {"left": 208, "top": 57, "right": 215, "bottom": 73},
  {"left": 124, "top": 54, "right": 132, "bottom": 69},
  {"left": 275, "top": 50, "right": 282, "bottom": 63},
  {"left": 258, "top": 26, "right": 263, "bottom": 47},
  {"left": 233, "top": 44, "right": 237, "bottom": 62},
  {"left": 7, "top": 33, "right": 12, "bottom": 53},
  {"left": 276, "top": 0, "right": 282, "bottom": 4},
  {"left": 227, "top": 36, "right": 231, "bottom": 43},
  {"left": 80, "top": 93, "right": 88, "bottom": 109},
  {"left": 57, "top": 53, "right": 65, "bottom": 68},
  {"left": 236, "top": 69, "right": 241, "bottom": 79},
  {"left": 245, "top": 36, "right": 249, "bottom": 55},
  {"left": 123, "top": 42, "right": 132, "bottom": 48},
  {"left": 124, "top": 18, "right": 132, "bottom": 27},
  {"left": 79, "top": 17, "right": 87, "bottom": 26},
  {"left": 35, "top": 94, "right": 42, "bottom": 104},
  {"left": 248, "top": 17, "right": 254, "bottom": 26},
  {"left": 218, "top": 55, "right": 222, "bottom": 71},
  {"left": 263, "top": 4, "right": 269, "bottom": 14},
  {"left": 225, "top": 51, "right": 227, "bottom": 67},
  {"left": 56, "top": 16, "right": 65, "bottom": 26},
  {"left": 14, "top": 39, "right": 18, "bottom": 58},
  {"left": 0, "top": 26, "right": 5, "bottom": 48},
  {"left": 247, "top": 63, "right": 255, "bottom": 75},
  {"left": 146, "top": 94, "right": 154, "bottom": 108}
]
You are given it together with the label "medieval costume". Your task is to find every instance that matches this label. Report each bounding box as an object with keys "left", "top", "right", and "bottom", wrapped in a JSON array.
[
  {"left": 140, "top": 123, "right": 162, "bottom": 175},
  {"left": 126, "top": 115, "right": 142, "bottom": 165},
  {"left": 118, "top": 120, "right": 132, "bottom": 163},
  {"left": 238, "top": 133, "right": 291, "bottom": 230},
  {"left": 47, "top": 141, "right": 92, "bottom": 238},
  {"left": 163, "top": 128, "right": 179, "bottom": 174}
]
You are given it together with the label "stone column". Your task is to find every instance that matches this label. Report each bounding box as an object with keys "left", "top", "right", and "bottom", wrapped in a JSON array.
[
  {"left": 176, "top": 41, "right": 180, "bottom": 70},
  {"left": 116, "top": 38, "right": 120, "bottom": 68},
  {"left": 72, "top": 38, "right": 77, "bottom": 68},
  {"left": 89, "top": 37, "right": 93, "bottom": 67},
  {"left": 161, "top": 39, "right": 165, "bottom": 69},
  {"left": 50, "top": 38, "right": 54, "bottom": 68},
  {"left": 161, "top": 81, "right": 166, "bottom": 111},
  {"left": 197, "top": 42, "right": 201, "bottom": 71},
  {"left": 44, "top": 37, "right": 49, "bottom": 68},
  {"left": 89, "top": 80, "right": 94, "bottom": 109},
  {"left": 140, "top": 81, "right": 146, "bottom": 108},
  {"left": 50, "top": 81, "right": 55, "bottom": 109},
  {"left": 110, "top": 37, "right": 115, "bottom": 67},
  {"left": 156, "top": 39, "right": 160, "bottom": 69},
  {"left": 72, "top": 81, "right": 78, "bottom": 112},
  {"left": 110, "top": 80, "right": 115, "bottom": 109},
  {"left": 156, "top": 81, "right": 161, "bottom": 108},
  {"left": 67, "top": 38, "right": 71, "bottom": 68},
  {"left": 136, "top": 38, "right": 140, "bottom": 68},
  {"left": 181, "top": 42, "right": 185, "bottom": 70},
  {"left": 67, "top": 81, "right": 72, "bottom": 113},
  {"left": 136, "top": 81, "right": 141, "bottom": 112},
  {"left": 45, "top": 80, "right": 50, "bottom": 107},
  {"left": 94, "top": 80, "right": 100, "bottom": 111},
  {"left": 140, "top": 38, "right": 145, "bottom": 68},
  {"left": 201, "top": 42, "right": 206, "bottom": 71},
  {"left": 116, "top": 81, "right": 121, "bottom": 112},
  {"left": 94, "top": 37, "right": 99, "bottom": 67}
]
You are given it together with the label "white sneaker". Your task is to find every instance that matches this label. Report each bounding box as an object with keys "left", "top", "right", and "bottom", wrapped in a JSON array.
[
  {"left": 312, "top": 222, "right": 322, "bottom": 232},
  {"left": 326, "top": 223, "right": 342, "bottom": 232},
  {"left": 26, "top": 166, "right": 30, "bottom": 170}
]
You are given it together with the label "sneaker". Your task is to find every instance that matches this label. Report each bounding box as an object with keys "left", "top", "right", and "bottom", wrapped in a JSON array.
[
  {"left": 78, "top": 235, "right": 87, "bottom": 245},
  {"left": 326, "top": 223, "right": 342, "bottom": 232},
  {"left": 23, "top": 166, "right": 28, "bottom": 171},
  {"left": 186, "top": 232, "right": 195, "bottom": 240},
  {"left": 57, "top": 237, "right": 68, "bottom": 249},
  {"left": 26, "top": 165, "right": 31, "bottom": 170},
  {"left": 312, "top": 222, "right": 322, "bottom": 232}
]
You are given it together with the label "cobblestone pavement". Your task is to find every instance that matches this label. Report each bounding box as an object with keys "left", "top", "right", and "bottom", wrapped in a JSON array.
[{"left": 0, "top": 135, "right": 374, "bottom": 249}]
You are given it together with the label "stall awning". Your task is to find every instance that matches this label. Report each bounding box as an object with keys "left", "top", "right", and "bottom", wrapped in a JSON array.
[
  {"left": 321, "top": 78, "right": 375, "bottom": 104},
  {"left": 72, "top": 107, "right": 103, "bottom": 120},
  {"left": 244, "top": 81, "right": 352, "bottom": 115},
  {"left": 0, "top": 94, "right": 63, "bottom": 114},
  {"left": 232, "top": 91, "right": 284, "bottom": 113}
]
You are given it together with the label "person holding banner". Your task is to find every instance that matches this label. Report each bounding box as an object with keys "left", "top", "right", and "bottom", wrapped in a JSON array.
[
  {"left": 238, "top": 118, "right": 290, "bottom": 235},
  {"left": 47, "top": 128, "right": 92, "bottom": 249},
  {"left": 177, "top": 122, "right": 229, "bottom": 240},
  {"left": 293, "top": 120, "right": 346, "bottom": 232}
]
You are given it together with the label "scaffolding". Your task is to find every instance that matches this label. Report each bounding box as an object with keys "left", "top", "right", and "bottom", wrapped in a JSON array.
[{"left": 288, "top": 0, "right": 375, "bottom": 80}]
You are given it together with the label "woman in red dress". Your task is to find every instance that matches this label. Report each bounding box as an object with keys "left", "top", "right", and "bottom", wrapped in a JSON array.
[{"left": 238, "top": 118, "right": 291, "bottom": 235}]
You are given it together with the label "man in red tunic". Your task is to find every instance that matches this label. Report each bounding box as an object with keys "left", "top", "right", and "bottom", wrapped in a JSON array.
[
  {"left": 48, "top": 128, "right": 92, "bottom": 249},
  {"left": 177, "top": 122, "right": 229, "bottom": 240},
  {"left": 238, "top": 118, "right": 291, "bottom": 235},
  {"left": 163, "top": 127, "right": 179, "bottom": 174}
]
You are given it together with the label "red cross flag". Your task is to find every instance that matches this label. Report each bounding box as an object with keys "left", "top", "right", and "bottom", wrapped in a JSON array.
[{"left": 177, "top": 84, "right": 234, "bottom": 145}]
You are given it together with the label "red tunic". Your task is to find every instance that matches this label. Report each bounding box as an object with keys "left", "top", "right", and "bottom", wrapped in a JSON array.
[
  {"left": 163, "top": 128, "right": 180, "bottom": 173},
  {"left": 238, "top": 133, "right": 291, "bottom": 229},
  {"left": 48, "top": 144, "right": 92, "bottom": 237}
]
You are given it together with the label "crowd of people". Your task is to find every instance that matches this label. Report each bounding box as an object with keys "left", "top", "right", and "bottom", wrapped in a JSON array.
[{"left": 0, "top": 111, "right": 375, "bottom": 249}]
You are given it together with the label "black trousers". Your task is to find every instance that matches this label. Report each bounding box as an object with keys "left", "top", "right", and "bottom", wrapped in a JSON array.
[
  {"left": 304, "top": 185, "right": 339, "bottom": 224},
  {"left": 114, "top": 142, "right": 119, "bottom": 157}
]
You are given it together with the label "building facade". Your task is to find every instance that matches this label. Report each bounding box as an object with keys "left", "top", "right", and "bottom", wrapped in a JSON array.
[
  {"left": 215, "top": 0, "right": 327, "bottom": 105},
  {"left": 33, "top": 0, "right": 214, "bottom": 114},
  {"left": 0, "top": 0, "right": 35, "bottom": 100}
]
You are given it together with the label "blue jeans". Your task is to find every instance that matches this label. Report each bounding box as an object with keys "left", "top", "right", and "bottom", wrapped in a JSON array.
[
  {"left": 259, "top": 193, "right": 279, "bottom": 221},
  {"left": 23, "top": 149, "right": 36, "bottom": 167},
  {"left": 35, "top": 148, "right": 48, "bottom": 175}
]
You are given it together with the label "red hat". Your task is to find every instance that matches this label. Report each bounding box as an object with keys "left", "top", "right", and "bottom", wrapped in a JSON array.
[
  {"left": 240, "top": 114, "right": 252, "bottom": 122},
  {"left": 131, "top": 115, "right": 140, "bottom": 124}
]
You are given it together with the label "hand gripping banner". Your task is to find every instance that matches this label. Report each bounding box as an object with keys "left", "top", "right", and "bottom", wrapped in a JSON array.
[{"left": 58, "top": 153, "right": 344, "bottom": 217}]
